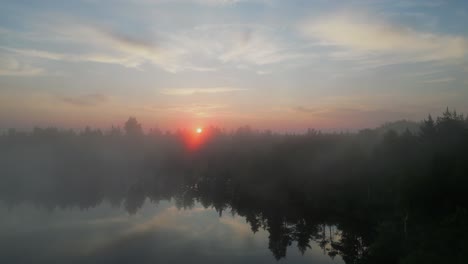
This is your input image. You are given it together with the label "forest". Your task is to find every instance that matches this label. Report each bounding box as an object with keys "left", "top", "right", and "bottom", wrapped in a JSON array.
[{"left": 1, "top": 108, "right": 467, "bottom": 264}]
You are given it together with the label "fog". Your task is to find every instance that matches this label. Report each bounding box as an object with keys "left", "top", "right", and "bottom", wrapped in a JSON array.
[{"left": 1, "top": 109, "right": 467, "bottom": 263}]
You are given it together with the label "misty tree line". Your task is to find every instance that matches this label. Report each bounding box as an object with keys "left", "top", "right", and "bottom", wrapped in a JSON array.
[{"left": 1, "top": 109, "right": 468, "bottom": 264}]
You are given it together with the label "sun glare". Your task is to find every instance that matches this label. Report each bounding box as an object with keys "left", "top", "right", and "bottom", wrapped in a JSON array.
[{"left": 196, "top": 127, "right": 203, "bottom": 134}]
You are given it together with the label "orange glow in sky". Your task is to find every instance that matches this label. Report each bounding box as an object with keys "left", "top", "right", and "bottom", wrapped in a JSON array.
[{"left": 182, "top": 127, "right": 208, "bottom": 152}]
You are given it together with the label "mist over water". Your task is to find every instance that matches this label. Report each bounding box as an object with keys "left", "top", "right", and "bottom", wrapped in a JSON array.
[
  {"left": 1, "top": 110, "right": 468, "bottom": 263},
  {"left": 0, "top": 201, "right": 341, "bottom": 264}
]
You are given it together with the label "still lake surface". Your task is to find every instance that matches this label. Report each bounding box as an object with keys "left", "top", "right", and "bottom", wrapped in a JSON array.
[{"left": 0, "top": 200, "right": 343, "bottom": 264}]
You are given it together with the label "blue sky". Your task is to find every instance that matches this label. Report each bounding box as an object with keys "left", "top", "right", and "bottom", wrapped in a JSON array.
[{"left": 1, "top": 0, "right": 467, "bottom": 131}]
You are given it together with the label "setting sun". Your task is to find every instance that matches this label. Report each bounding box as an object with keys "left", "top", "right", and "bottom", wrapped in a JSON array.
[{"left": 196, "top": 127, "right": 203, "bottom": 134}]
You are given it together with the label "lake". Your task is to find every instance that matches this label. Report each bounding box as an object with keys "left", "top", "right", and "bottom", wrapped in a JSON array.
[{"left": 0, "top": 199, "right": 343, "bottom": 264}]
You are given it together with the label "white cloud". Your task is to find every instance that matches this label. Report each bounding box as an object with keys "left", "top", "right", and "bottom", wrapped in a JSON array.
[
  {"left": 395, "top": 0, "right": 445, "bottom": 8},
  {"left": 60, "top": 93, "right": 110, "bottom": 107},
  {"left": 256, "top": 70, "right": 271, "bottom": 75},
  {"left": 165, "top": 24, "right": 307, "bottom": 68},
  {"left": 126, "top": 0, "right": 272, "bottom": 6},
  {"left": 2, "top": 21, "right": 301, "bottom": 73},
  {"left": 190, "top": 0, "right": 245, "bottom": 5},
  {"left": 423, "top": 77, "right": 455, "bottom": 84},
  {"left": 300, "top": 11, "right": 468, "bottom": 65},
  {"left": 160, "top": 87, "right": 247, "bottom": 95},
  {"left": 1, "top": 22, "right": 204, "bottom": 72},
  {"left": 0, "top": 54, "right": 45, "bottom": 76}
]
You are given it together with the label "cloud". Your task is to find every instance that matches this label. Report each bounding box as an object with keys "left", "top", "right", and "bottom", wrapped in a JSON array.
[
  {"left": 3, "top": 20, "right": 305, "bottom": 73},
  {"left": 126, "top": 0, "right": 272, "bottom": 6},
  {"left": 138, "top": 103, "right": 232, "bottom": 118},
  {"left": 212, "top": 26, "right": 303, "bottom": 65},
  {"left": 146, "top": 103, "right": 225, "bottom": 111},
  {"left": 292, "top": 104, "right": 421, "bottom": 130},
  {"left": 2, "top": 46, "right": 154, "bottom": 69},
  {"left": 0, "top": 65, "right": 44, "bottom": 76},
  {"left": 395, "top": 0, "right": 445, "bottom": 8},
  {"left": 0, "top": 54, "right": 45, "bottom": 76},
  {"left": 300, "top": 11, "right": 468, "bottom": 65},
  {"left": 1, "top": 22, "right": 199, "bottom": 72},
  {"left": 256, "top": 70, "right": 271, "bottom": 75},
  {"left": 291, "top": 92, "right": 465, "bottom": 127},
  {"left": 60, "top": 93, "right": 109, "bottom": 107},
  {"left": 1, "top": 47, "right": 68, "bottom": 61},
  {"left": 219, "top": 217, "right": 251, "bottom": 237},
  {"left": 165, "top": 24, "right": 307, "bottom": 68},
  {"left": 189, "top": 0, "right": 245, "bottom": 5},
  {"left": 44, "top": 24, "right": 187, "bottom": 71},
  {"left": 294, "top": 106, "right": 321, "bottom": 114},
  {"left": 194, "top": 0, "right": 274, "bottom": 5},
  {"left": 423, "top": 77, "right": 455, "bottom": 84},
  {"left": 160, "top": 87, "right": 247, "bottom": 96},
  {"left": 123, "top": 206, "right": 212, "bottom": 236}
]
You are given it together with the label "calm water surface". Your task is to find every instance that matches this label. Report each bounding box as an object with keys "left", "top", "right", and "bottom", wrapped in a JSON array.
[{"left": 0, "top": 200, "right": 343, "bottom": 264}]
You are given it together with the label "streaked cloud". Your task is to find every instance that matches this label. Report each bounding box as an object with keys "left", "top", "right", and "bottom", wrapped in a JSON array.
[
  {"left": 161, "top": 87, "right": 247, "bottom": 96},
  {"left": 60, "top": 93, "right": 109, "bottom": 107},
  {"left": 300, "top": 11, "right": 468, "bottom": 65},
  {"left": 294, "top": 106, "right": 321, "bottom": 114},
  {"left": 423, "top": 77, "right": 456, "bottom": 84},
  {"left": 163, "top": 24, "right": 308, "bottom": 69},
  {"left": 1, "top": 21, "right": 303, "bottom": 73},
  {"left": 0, "top": 54, "right": 45, "bottom": 76},
  {"left": 140, "top": 103, "right": 231, "bottom": 117},
  {"left": 123, "top": 206, "right": 211, "bottom": 236},
  {"left": 395, "top": 0, "right": 445, "bottom": 8},
  {"left": 184, "top": 0, "right": 258, "bottom": 5},
  {"left": 125, "top": 0, "right": 272, "bottom": 6}
]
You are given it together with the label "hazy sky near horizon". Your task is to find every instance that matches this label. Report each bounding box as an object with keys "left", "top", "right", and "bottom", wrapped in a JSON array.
[{"left": 1, "top": 0, "right": 468, "bottom": 131}]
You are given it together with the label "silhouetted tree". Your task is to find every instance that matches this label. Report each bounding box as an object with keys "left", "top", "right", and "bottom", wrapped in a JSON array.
[{"left": 124, "top": 117, "right": 143, "bottom": 137}]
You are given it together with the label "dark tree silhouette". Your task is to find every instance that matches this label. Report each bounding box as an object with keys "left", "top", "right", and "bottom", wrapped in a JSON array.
[{"left": 124, "top": 117, "right": 143, "bottom": 136}]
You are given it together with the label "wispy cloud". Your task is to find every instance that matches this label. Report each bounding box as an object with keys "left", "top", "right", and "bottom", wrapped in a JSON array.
[
  {"left": 293, "top": 106, "right": 321, "bottom": 114},
  {"left": 1, "top": 46, "right": 156, "bottom": 69},
  {"left": 164, "top": 24, "right": 308, "bottom": 68},
  {"left": 395, "top": 0, "right": 445, "bottom": 8},
  {"left": 2, "top": 20, "right": 306, "bottom": 74},
  {"left": 256, "top": 70, "right": 272, "bottom": 75},
  {"left": 423, "top": 77, "right": 455, "bottom": 84},
  {"left": 60, "top": 93, "right": 109, "bottom": 107},
  {"left": 128, "top": 0, "right": 273, "bottom": 6},
  {"left": 143, "top": 103, "right": 227, "bottom": 111},
  {"left": 300, "top": 11, "right": 468, "bottom": 67},
  {"left": 185, "top": 0, "right": 257, "bottom": 5},
  {"left": 291, "top": 92, "right": 463, "bottom": 126},
  {"left": 1, "top": 21, "right": 201, "bottom": 72},
  {"left": 0, "top": 54, "right": 45, "bottom": 76},
  {"left": 160, "top": 87, "right": 247, "bottom": 96},
  {"left": 142, "top": 103, "right": 231, "bottom": 117},
  {"left": 124, "top": 206, "right": 210, "bottom": 235}
]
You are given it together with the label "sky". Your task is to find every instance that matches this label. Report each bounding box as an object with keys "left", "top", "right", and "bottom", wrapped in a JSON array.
[{"left": 1, "top": 0, "right": 468, "bottom": 132}]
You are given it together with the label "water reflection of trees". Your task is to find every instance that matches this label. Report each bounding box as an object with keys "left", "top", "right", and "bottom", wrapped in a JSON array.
[{"left": 1, "top": 109, "right": 468, "bottom": 263}]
